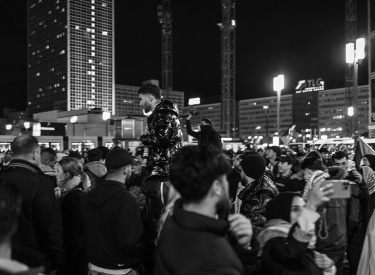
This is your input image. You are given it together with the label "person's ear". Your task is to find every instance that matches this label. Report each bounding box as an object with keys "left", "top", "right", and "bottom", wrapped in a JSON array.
[{"left": 211, "top": 179, "right": 222, "bottom": 197}]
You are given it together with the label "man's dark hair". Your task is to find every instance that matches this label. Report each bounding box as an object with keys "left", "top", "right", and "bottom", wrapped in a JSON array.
[
  {"left": 41, "top": 147, "right": 57, "bottom": 157},
  {"left": 12, "top": 135, "right": 39, "bottom": 156},
  {"left": 96, "top": 146, "right": 110, "bottom": 160},
  {"left": 331, "top": 150, "right": 348, "bottom": 161},
  {"left": 305, "top": 150, "right": 322, "bottom": 160},
  {"left": 87, "top": 148, "right": 102, "bottom": 162},
  {"left": 301, "top": 156, "right": 324, "bottom": 171},
  {"left": 138, "top": 83, "right": 161, "bottom": 99},
  {"left": 170, "top": 145, "right": 231, "bottom": 202},
  {"left": 201, "top": 118, "right": 212, "bottom": 125},
  {"left": 0, "top": 180, "right": 22, "bottom": 244}
]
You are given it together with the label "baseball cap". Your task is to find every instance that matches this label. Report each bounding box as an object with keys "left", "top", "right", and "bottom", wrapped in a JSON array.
[
  {"left": 267, "top": 146, "right": 282, "bottom": 157},
  {"left": 275, "top": 155, "right": 294, "bottom": 165},
  {"left": 105, "top": 148, "right": 137, "bottom": 170}
]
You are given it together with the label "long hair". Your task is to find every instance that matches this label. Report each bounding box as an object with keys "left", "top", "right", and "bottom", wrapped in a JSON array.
[
  {"left": 58, "top": 157, "right": 90, "bottom": 191},
  {"left": 156, "top": 185, "right": 181, "bottom": 243}
]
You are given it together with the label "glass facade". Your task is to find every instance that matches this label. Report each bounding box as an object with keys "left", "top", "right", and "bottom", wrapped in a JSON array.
[
  {"left": 292, "top": 91, "right": 319, "bottom": 134},
  {"left": 28, "top": 0, "right": 114, "bottom": 115}
]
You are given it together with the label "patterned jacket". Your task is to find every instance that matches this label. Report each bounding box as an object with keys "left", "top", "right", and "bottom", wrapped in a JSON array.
[
  {"left": 140, "top": 99, "right": 183, "bottom": 180},
  {"left": 238, "top": 174, "right": 279, "bottom": 236}
]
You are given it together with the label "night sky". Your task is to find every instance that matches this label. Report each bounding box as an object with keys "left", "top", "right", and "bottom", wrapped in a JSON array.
[{"left": 0, "top": 0, "right": 369, "bottom": 113}]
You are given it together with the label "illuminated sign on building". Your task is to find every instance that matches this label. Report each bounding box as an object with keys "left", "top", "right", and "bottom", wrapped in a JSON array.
[
  {"left": 188, "top": 97, "right": 201, "bottom": 105},
  {"left": 295, "top": 78, "right": 324, "bottom": 93}
]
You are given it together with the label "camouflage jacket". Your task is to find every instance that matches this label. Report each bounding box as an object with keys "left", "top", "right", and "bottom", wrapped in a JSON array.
[{"left": 140, "top": 99, "right": 183, "bottom": 180}]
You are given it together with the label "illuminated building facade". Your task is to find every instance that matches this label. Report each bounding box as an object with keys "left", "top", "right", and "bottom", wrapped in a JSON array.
[{"left": 28, "top": 0, "right": 114, "bottom": 115}]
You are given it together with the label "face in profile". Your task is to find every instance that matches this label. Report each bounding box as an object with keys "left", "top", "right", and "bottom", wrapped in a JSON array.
[
  {"left": 139, "top": 94, "right": 153, "bottom": 113},
  {"left": 290, "top": 196, "right": 305, "bottom": 224},
  {"left": 215, "top": 175, "right": 232, "bottom": 216}
]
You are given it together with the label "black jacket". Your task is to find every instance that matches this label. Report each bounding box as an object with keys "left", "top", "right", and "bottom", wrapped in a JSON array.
[
  {"left": 60, "top": 185, "right": 88, "bottom": 273},
  {"left": 86, "top": 179, "right": 144, "bottom": 270},
  {"left": 261, "top": 223, "right": 323, "bottom": 275},
  {"left": 154, "top": 199, "right": 259, "bottom": 275},
  {"left": 140, "top": 99, "right": 184, "bottom": 180},
  {"left": 0, "top": 159, "right": 64, "bottom": 270},
  {"left": 186, "top": 120, "right": 222, "bottom": 149}
]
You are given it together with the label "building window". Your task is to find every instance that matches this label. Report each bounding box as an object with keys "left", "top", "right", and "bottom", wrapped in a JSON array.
[
  {"left": 36, "top": 72, "right": 40, "bottom": 76},
  {"left": 102, "top": 31, "right": 108, "bottom": 35},
  {"left": 59, "top": 50, "right": 65, "bottom": 55}
]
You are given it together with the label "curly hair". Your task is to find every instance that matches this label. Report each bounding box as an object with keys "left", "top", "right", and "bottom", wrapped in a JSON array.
[
  {"left": 138, "top": 83, "right": 161, "bottom": 99},
  {"left": 170, "top": 145, "right": 231, "bottom": 202}
]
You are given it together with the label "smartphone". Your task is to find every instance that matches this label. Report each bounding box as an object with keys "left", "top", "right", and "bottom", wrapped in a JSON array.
[{"left": 324, "top": 180, "right": 351, "bottom": 199}]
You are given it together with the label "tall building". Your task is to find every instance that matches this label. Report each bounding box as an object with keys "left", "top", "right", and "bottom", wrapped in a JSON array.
[
  {"left": 239, "top": 95, "right": 293, "bottom": 144},
  {"left": 368, "top": 0, "right": 375, "bottom": 136},
  {"left": 28, "top": 0, "right": 114, "bottom": 115},
  {"left": 319, "top": 85, "right": 369, "bottom": 138}
]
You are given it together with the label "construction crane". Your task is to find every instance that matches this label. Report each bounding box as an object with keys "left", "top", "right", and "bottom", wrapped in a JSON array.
[
  {"left": 157, "top": 0, "right": 172, "bottom": 101},
  {"left": 345, "top": 0, "right": 356, "bottom": 137},
  {"left": 218, "top": 0, "right": 236, "bottom": 138}
]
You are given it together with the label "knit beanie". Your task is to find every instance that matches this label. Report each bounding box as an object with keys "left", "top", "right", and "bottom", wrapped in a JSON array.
[
  {"left": 265, "top": 192, "right": 301, "bottom": 223},
  {"left": 240, "top": 155, "right": 266, "bottom": 180}
]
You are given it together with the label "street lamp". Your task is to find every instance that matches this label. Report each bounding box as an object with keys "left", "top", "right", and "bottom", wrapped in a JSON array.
[
  {"left": 70, "top": 116, "right": 78, "bottom": 136},
  {"left": 273, "top": 74, "right": 284, "bottom": 137},
  {"left": 346, "top": 38, "right": 365, "bottom": 138},
  {"left": 103, "top": 111, "right": 111, "bottom": 137},
  {"left": 6, "top": 124, "right": 12, "bottom": 134},
  {"left": 24, "top": 122, "right": 30, "bottom": 133}
]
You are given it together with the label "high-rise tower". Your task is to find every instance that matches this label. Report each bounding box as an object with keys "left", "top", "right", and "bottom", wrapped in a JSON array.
[
  {"left": 219, "top": 0, "right": 236, "bottom": 138},
  {"left": 27, "top": 0, "right": 115, "bottom": 115}
]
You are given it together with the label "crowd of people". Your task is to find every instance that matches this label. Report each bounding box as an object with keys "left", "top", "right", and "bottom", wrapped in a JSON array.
[{"left": 1, "top": 83, "right": 375, "bottom": 275}]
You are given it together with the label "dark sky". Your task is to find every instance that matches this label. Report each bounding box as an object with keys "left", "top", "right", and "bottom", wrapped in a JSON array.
[{"left": 0, "top": 0, "right": 369, "bottom": 112}]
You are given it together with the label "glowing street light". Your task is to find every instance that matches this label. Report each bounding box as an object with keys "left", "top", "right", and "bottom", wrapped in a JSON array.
[
  {"left": 102, "top": 111, "right": 111, "bottom": 136},
  {"left": 6, "top": 124, "right": 12, "bottom": 131},
  {"left": 24, "top": 122, "right": 31, "bottom": 133},
  {"left": 70, "top": 116, "right": 78, "bottom": 136},
  {"left": 346, "top": 38, "right": 365, "bottom": 137},
  {"left": 273, "top": 74, "right": 284, "bottom": 137}
]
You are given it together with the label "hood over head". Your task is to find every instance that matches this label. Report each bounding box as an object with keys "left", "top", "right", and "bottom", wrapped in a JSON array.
[{"left": 88, "top": 180, "right": 125, "bottom": 208}]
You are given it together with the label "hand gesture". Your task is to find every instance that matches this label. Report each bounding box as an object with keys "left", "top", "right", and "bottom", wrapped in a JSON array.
[
  {"left": 305, "top": 179, "right": 333, "bottom": 211},
  {"left": 186, "top": 114, "right": 192, "bottom": 120},
  {"left": 228, "top": 214, "right": 253, "bottom": 248},
  {"left": 351, "top": 169, "right": 363, "bottom": 184}
]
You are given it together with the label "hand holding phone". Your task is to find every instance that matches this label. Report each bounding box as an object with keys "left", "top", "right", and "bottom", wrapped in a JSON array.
[{"left": 323, "top": 180, "right": 351, "bottom": 199}]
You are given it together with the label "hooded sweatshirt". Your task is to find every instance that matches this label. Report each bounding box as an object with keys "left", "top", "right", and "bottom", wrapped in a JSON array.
[{"left": 86, "top": 179, "right": 144, "bottom": 270}]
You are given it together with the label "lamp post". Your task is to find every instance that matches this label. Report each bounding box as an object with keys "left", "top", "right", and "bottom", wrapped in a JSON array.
[
  {"left": 6, "top": 124, "right": 12, "bottom": 135},
  {"left": 24, "top": 122, "right": 30, "bottom": 133},
  {"left": 102, "top": 111, "right": 111, "bottom": 137},
  {"left": 70, "top": 116, "right": 78, "bottom": 136},
  {"left": 273, "top": 74, "right": 284, "bottom": 138},
  {"left": 346, "top": 38, "right": 365, "bottom": 139}
]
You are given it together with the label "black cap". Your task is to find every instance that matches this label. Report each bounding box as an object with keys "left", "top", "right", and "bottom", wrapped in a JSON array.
[
  {"left": 275, "top": 155, "right": 294, "bottom": 165},
  {"left": 105, "top": 149, "right": 137, "bottom": 170},
  {"left": 267, "top": 146, "right": 282, "bottom": 157}
]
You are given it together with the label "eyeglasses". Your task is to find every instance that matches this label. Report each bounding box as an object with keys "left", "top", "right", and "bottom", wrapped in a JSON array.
[{"left": 333, "top": 161, "right": 347, "bottom": 166}]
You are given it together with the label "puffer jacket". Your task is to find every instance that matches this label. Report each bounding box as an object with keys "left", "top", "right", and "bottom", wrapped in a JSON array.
[
  {"left": 140, "top": 99, "right": 184, "bottom": 180},
  {"left": 238, "top": 175, "right": 279, "bottom": 236}
]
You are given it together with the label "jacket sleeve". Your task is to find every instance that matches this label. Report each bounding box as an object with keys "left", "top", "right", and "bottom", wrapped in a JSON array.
[
  {"left": 186, "top": 120, "right": 199, "bottom": 139},
  {"left": 241, "top": 193, "right": 273, "bottom": 235},
  {"left": 140, "top": 110, "right": 182, "bottom": 156},
  {"left": 35, "top": 178, "right": 64, "bottom": 270},
  {"left": 116, "top": 193, "right": 145, "bottom": 257},
  {"left": 211, "top": 132, "right": 222, "bottom": 149}
]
